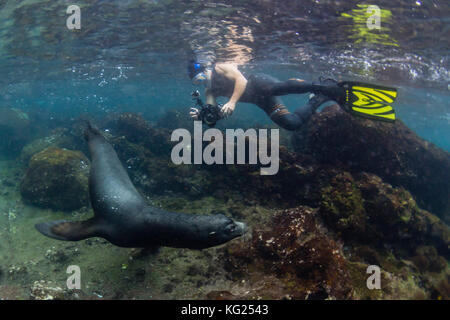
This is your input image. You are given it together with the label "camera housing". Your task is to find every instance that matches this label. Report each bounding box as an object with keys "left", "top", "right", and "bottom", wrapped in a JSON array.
[
  {"left": 190, "top": 91, "right": 222, "bottom": 127},
  {"left": 200, "top": 104, "right": 222, "bottom": 126}
]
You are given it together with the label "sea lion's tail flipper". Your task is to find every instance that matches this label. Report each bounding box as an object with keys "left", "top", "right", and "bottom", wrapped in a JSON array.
[
  {"left": 83, "top": 121, "right": 104, "bottom": 142},
  {"left": 35, "top": 218, "right": 101, "bottom": 241}
]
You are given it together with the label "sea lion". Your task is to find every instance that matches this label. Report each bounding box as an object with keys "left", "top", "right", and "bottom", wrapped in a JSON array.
[{"left": 35, "top": 123, "right": 246, "bottom": 249}]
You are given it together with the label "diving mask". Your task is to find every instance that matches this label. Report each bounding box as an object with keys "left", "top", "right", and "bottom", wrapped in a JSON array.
[{"left": 192, "top": 72, "right": 207, "bottom": 86}]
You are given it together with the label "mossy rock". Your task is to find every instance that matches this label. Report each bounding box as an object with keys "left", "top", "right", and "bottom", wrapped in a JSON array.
[
  {"left": 346, "top": 261, "right": 383, "bottom": 300},
  {"left": 320, "top": 172, "right": 366, "bottom": 238},
  {"left": 411, "top": 246, "right": 448, "bottom": 273},
  {"left": 20, "top": 147, "right": 90, "bottom": 211},
  {"left": 319, "top": 171, "right": 450, "bottom": 256},
  {"left": 296, "top": 105, "right": 450, "bottom": 220}
]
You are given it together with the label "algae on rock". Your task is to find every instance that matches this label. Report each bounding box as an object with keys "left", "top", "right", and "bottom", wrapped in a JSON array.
[{"left": 20, "top": 147, "right": 90, "bottom": 211}]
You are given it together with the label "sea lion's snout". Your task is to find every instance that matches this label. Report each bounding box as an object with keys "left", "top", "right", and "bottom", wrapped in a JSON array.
[
  {"left": 234, "top": 221, "right": 247, "bottom": 236},
  {"left": 202, "top": 215, "right": 248, "bottom": 248},
  {"left": 222, "top": 219, "right": 247, "bottom": 240}
]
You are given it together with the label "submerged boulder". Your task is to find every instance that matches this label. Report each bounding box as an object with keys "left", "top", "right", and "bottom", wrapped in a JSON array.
[
  {"left": 319, "top": 171, "right": 450, "bottom": 257},
  {"left": 293, "top": 105, "right": 450, "bottom": 221},
  {"left": 223, "top": 206, "right": 353, "bottom": 300},
  {"left": 106, "top": 113, "right": 172, "bottom": 157},
  {"left": 20, "top": 147, "right": 90, "bottom": 211}
]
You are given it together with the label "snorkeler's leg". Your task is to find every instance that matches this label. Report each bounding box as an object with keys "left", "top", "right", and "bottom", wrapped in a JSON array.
[
  {"left": 269, "top": 78, "right": 312, "bottom": 95},
  {"left": 292, "top": 93, "right": 330, "bottom": 121},
  {"left": 269, "top": 78, "right": 345, "bottom": 102},
  {"left": 262, "top": 95, "right": 327, "bottom": 131},
  {"left": 249, "top": 74, "right": 338, "bottom": 99}
]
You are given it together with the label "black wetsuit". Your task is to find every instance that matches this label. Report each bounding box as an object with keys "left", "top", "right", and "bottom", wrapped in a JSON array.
[{"left": 210, "top": 68, "right": 338, "bottom": 130}]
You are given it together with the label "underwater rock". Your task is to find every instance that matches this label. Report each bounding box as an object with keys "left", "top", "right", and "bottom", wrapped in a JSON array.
[
  {"left": 319, "top": 171, "right": 450, "bottom": 257},
  {"left": 30, "top": 280, "right": 66, "bottom": 300},
  {"left": 20, "top": 129, "right": 79, "bottom": 163},
  {"left": 320, "top": 171, "right": 366, "bottom": 239},
  {"left": 20, "top": 147, "right": 90, "bottom": 211},
  {"left": 107, "top": 113, "right": 173, "bottom": 156},
  {"left": 7, "top": 264, "right": 28, "bottom": 280},
  {"left": 103, "top": 112, "right": 312, "bottom": 205},
  {"left": 427, "top": 274, "right": 450, "bottom": 300},
  {"left": 0, "top": 107, "right": 32, "bottom": 156},
  {"left": 206, "top": 290, "right": 236, "bottom": 300},
  {"left": 293, "top": 104, "right": 450, "bottom": 220},
  {"left": 156, "top": 109, "right": 193, "bottom": 131},
  {"left": 0, "top": 285, "right": 26, "bottom": 300},
  {"left": 223, "top": 206, "right": 353, "bottom": 300},
  {"left": 411, "top": 246, "right": 447, "bottom": 273},
  {"left": 44, "top": 246, "right": 69, "bottom": 263},
  {"left": 110, "top": 135, "right": 197, "bottom": 195}
]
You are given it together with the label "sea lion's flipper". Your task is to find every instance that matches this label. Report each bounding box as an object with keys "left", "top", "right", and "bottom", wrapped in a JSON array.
[{"left": 35, "top": 218, "right": 101, "bottom": 241}]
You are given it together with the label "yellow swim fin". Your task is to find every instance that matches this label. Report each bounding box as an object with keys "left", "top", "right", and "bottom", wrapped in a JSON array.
[{"left": 338, "top": 81, "right": 398, "bottom": 122}]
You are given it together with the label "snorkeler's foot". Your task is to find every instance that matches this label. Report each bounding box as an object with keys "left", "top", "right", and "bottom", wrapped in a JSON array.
[
  {"left": 308, "top": 93, "right": 331, "bottom": 112},
  {"left": 292, "top": 93, "right": 330, "bottom": 123},
  {"left": 313, "top": 77, "right": 346, "bottom": 107}
]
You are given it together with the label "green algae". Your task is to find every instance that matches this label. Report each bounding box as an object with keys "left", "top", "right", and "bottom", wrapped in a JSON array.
[
  {"left": 345, "top": 258, "right": 425, "bottom": 300},
  {"left": 20, "top": 147, "right": 90, "bottom": 211},
  {"left": 346, "top": 261, "right": 382, "bottom": 300},
  {"left": 320, "top": 172, "right": 366, "bottom": 237}
]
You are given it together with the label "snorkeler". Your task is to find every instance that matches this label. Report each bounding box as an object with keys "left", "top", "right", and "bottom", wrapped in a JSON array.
[{"left": 187, "top": 60, "right": 398, "bottom": 130}]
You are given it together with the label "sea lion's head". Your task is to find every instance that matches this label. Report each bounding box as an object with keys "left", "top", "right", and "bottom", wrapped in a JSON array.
[{"left": 200, "top": 214, "right": 247, "bottom": 249}]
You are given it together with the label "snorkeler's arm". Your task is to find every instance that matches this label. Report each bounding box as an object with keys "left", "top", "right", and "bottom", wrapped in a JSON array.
[
  {"left": 215, "top": 63, "right": 247, "bottom": 117},
  {"left": 215, "top": 63, "right": 247, "bottom": 105}
]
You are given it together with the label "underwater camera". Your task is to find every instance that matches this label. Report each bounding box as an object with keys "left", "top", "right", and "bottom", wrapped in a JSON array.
[{"left": 190, "top": 90, "right": 223, "bottom": 127}]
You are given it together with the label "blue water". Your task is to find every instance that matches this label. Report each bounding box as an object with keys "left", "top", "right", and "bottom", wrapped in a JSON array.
[{"left": 1, "top": 65, "right": 449, "bottom": 150}]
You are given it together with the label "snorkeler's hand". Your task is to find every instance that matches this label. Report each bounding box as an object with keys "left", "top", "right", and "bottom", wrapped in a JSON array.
[
  {"left": 221, "top": 102, "right": 236, "bottom": 118},
  {"left": 190, "top": 108, "right": 200, "bottom": 120}
]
